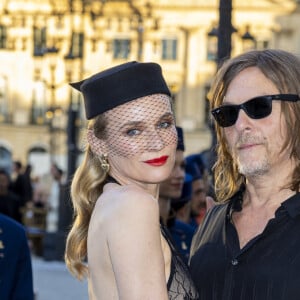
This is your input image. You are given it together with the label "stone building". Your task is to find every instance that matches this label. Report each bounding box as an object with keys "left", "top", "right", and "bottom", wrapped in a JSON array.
[{"left": 0, "top": 0, "right": 299, "bottom": 176}]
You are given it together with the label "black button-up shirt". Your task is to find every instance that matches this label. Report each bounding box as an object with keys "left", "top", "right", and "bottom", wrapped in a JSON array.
[{"left": 189, "top": 191, "right": 300, "bottom": 300}]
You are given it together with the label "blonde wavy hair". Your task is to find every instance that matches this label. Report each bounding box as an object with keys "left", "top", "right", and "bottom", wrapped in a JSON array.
[
  {"left": 209, "top": 49, "right": 300, "bottom": 202},
  {"left": 65, "top": 114, "right": 108, "bottom": 280}
]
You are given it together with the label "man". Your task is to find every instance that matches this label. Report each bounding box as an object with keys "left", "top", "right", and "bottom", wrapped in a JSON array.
[
  {"left": 189, "top": 49, "right": 300, "bottom": 300},
  {"left": 0, "top": 213, "right": 34, "bottom": 300},
  {"left": 11, "top": 161, "right": 32, "bottom": 208}
]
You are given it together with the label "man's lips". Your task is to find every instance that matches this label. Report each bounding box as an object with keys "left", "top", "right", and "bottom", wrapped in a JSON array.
[
  {"left": 238, "top": 143, "right": 260, "bottom": 150},
  {"left": 143, "top": 156, "right": 169, "bottom": 165}
]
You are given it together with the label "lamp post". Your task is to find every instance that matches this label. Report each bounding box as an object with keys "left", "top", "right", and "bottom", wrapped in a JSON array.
[
  {"left": 64, "top": 53, "right": 80, "bottom": 182},
  {"left": 241, "top": 25, "right": 256, "bottom": 51},
  {"left": 44, "top": 47, "right": 66, "bottom": 164},
  {"left": 207, "top": 25, "right": 218, "bottom": 62},
  {"left": 217, "top": 0, "right": 233, "bottom": 67},
  {"left": 206, "top": 0, "right": 233, "bottom": 179},
  {"left": 55, "top": 53, "right": 78, "bottom": 241},
  {"left": 32, "top": 46, "right": 65, "bottom": 164}
]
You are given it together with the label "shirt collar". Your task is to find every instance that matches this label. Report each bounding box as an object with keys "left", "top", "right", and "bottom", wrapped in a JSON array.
[
  {"left": 227, "top": 186, "right": 245, "bottom": 220},
  {"left": 228, "top": 186, "right": 300, "bottom": 219},
  {"left": 281, "top": 193, "right": 300, "bottom": 218}
]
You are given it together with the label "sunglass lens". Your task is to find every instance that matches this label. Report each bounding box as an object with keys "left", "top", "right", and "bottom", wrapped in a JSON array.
[
  {"left": 213, "top": 106, "right": 239, "bottom": 127},
  {"left": 245, "top": 97, "right": 272, "bottom": 119}
]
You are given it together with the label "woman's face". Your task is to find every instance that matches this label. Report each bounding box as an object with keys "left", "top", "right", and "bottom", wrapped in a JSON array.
[{"left": 104, "top": 94, "right": 178, "bottom": 185}]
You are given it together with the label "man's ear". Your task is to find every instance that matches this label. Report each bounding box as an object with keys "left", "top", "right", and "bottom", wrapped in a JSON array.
[{"left": 87, "top": 129, "right": 108, "bottom": 155}]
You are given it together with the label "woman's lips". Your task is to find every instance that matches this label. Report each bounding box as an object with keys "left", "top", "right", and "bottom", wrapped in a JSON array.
[{"left": 143, "top": 156, "right": 169, "bottom": 166}]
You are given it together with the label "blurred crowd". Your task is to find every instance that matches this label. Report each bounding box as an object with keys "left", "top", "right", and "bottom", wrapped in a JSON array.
[
  {"left": 0, "top": 161, "right": 66, "bottom": 234},
  {"left": 158, "top": 126, "right": 215, "bottom": 263}
]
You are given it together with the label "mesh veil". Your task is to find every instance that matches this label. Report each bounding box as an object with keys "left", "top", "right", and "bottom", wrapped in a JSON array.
[{"left": 92, "top": 94, "right": 177, "bottom": 158}]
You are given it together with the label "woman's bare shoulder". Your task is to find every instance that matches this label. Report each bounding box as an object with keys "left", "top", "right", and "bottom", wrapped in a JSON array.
[{"left": 93, "top": 184, "right": 159, "bottom": 225}]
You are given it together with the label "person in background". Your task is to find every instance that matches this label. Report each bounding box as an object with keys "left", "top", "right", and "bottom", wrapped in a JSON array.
[
  {"left": 64, "top": 61, "right": 199, "bottom": 299},
  {"left": 171, "top": 174, "right": 194, "bottom": 225},
  {"left": 185, "top": 160, "right": 210, "bottom": 229},
  {"left": 0, "top": 213, "right": 34, "bottom": 300},
  {"left": 11, "top": 161, "right": 32, "bottom": 208},
  {"left": 159, "top": 126, "right": 186, "bottom": 226},
  {"left": 185, "top": 153, "right": 215, "bottom": 200},
  {"left": 46, "top": 163, "right": 64, "bottom": 233},
  {"left": 23, "top": 164, "right": 33, "bottom": 205},
  {"left": 190, "top": 49, "right": 300, "bottom": 300},
  {"left": 159, "top": 126, "right": 196, "bottom": 264},
  {"left": 0, "top": 169, "right": 22, "bottom": 223},
  {"left": 169, "top": 174, "right": 196, "bottom": 263}
]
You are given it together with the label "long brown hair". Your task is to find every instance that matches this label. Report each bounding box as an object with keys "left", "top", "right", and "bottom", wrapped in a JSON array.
[
  {"left": 65, "top": 114, "right": 108, "bottom": 280},
  {"left": 209, "top": 49, "right": 300, "bottom": 202}
]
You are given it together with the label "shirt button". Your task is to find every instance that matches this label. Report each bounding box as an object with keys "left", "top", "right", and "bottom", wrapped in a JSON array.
[{"left": 231, "top": 259, "right": 238, "bottom": 266}]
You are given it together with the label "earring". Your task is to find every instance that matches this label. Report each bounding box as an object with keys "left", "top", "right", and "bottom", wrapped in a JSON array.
[{"left": 100, "top": 154, "right": 110, "bottom": 173}]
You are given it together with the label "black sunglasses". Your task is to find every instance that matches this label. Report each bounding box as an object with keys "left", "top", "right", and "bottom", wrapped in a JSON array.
[{"left": 211, "top": 94, "right": 300, "bottom": 128}]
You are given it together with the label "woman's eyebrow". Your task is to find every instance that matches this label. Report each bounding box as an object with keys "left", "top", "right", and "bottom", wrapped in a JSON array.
[
  {"left": 121, "top": 120, "right": 144, "bottom": 128},
  {"left": 160, "top": 112, "right": 174, "bottom": 118},
  {"left": 118, "top": 112, "right": 174, "bottom": 129}
]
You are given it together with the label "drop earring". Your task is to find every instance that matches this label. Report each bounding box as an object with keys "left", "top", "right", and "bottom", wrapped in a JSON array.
[{"left": 100, "top": 154, "right": 110, "bottom": 173}]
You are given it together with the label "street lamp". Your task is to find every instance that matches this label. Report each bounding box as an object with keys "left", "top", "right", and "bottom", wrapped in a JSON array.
[
  {"left": 207, "top": 24, "right": 218, "bottom": 62},
  {"left": 45, "top": 46, "right": 60, "bottom": 107},
  {"left": 241, "top": 25, "right": 256, "bottom": 52}
]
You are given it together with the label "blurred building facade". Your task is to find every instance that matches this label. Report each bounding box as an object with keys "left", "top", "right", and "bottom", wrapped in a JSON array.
[{"left": 0, "top": 0, "right": 299, "bottom": 176}]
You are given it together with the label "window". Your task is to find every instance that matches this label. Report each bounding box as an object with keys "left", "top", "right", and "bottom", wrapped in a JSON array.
[
  {"left": 256, "top": 40, "right": 269, "bottom": 50},
  {"left": 0, "top": 145, "right": 12, "bottom": 174},
  {"left": 33, "top": 26, "right": 46, "bottom": 56},
  {"left": 70, "top": 32, "right": 84, "bottom": 58},
  {"left": 31, "top": 81, "right": 46, "bottom": 125},
  {"left": 0, "top": 76, "right": 8, "bottom": 123},
  {"left": 162, "top": 39, "right": 177, "bottom": 60},
  {"left": 0, "top": 25, "right": 7, "bottom": 49},
  {"left": 113, "top": 39, "right": 130, "bottom": 59}
]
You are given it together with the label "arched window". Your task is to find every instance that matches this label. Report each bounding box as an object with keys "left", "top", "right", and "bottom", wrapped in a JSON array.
[
  {"left": 28, "top": 144, "right": 51, "bottom": 177},
  {"left": 0, "top": 144, "right": 12, "bottom": 174}
]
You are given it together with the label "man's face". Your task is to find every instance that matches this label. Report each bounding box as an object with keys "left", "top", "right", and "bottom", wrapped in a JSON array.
[
  {"left": 159, "top": 150, "right": 185, "bottom": 199},
  {"left": 223, "top": 67, "right": 291, "bottom": 178}
]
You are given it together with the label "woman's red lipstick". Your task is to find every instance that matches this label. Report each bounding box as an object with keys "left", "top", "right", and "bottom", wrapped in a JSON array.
[{"left": 143, "top": 156, "right": 169, "bottom": 166}]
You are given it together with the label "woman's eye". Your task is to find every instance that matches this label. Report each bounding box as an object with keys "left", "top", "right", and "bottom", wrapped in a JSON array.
[
  {"left": 126, "top": 128, "right": 141, "bottom": 136},
  {"left": 158, "top": 121, "right": 172, "bottom": 129}
]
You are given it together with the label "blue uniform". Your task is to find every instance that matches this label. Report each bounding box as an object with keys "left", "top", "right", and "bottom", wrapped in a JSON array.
[
  {"left": 0, "top": 213, "right": 34, "bottom": 300},
  {"left": 169, "top": 219, "right": 195, "bottom": 264}
]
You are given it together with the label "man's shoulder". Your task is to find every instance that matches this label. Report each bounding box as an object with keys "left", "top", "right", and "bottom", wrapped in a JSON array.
[{"left": 206, "top": 202, "right": 229, "bottom": 218}]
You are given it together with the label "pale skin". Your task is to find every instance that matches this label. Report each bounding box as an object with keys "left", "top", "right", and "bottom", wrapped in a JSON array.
[
  {"left": 87, "top": 95, "right": 176, "bottom": 299},
  {"left": 88, "top": 184, "right": 171, "bottom": 300},
  {"left": 223, "top": 67, "right": 296, "bottom": 249}
]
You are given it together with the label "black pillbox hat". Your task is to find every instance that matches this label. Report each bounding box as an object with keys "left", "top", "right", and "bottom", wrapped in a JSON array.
[{"left": 70, "top": 61, "right": 171, "bottom": 120}]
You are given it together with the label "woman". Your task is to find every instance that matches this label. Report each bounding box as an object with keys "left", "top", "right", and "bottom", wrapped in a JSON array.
[{"left": 65, "top": 61, "right": 199, "bottom": 299}]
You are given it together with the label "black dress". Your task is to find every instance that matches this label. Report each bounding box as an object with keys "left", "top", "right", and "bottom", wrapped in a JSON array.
[{"left": 161, "top": 224, "right": 199, "bottom": 299}]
